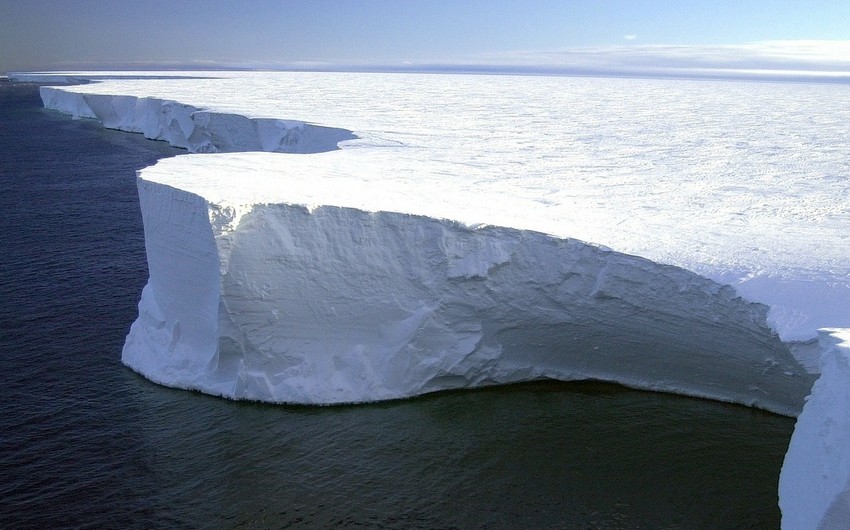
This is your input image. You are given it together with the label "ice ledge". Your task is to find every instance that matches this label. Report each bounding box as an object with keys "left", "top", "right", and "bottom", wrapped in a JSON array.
[
  {"left": 38, "top": 86, "right": 356, "bottom": 154},
  {"left": 122, "top": 171, "right": 814, "bottom": 416}
]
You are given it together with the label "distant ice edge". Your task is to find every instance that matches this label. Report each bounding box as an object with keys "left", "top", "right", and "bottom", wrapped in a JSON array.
[
  {"left": 122, "top": 176, "right": 813, "bottom": 416},
  {"left": 39, "top": 86, "right": 356, "bottom": 154}
]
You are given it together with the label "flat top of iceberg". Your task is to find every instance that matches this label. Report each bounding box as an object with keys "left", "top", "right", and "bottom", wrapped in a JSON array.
[{"left": 31, "top": 71, "right": 850, "bottom": 341}]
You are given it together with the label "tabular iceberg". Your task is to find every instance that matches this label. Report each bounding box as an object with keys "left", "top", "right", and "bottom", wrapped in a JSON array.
[{"left": 123, "top": 154, "right": 812, "bottom": 413}]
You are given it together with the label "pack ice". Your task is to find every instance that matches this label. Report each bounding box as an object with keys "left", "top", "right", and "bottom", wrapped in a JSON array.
[{"left": 22, "top": 70, "right": 850, "bottom": 528}]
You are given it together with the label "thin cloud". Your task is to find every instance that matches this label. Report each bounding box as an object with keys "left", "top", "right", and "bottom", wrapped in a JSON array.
[
  {"left": 54, "top": 40, "right": 850, "bottom": 81},
  {"left": 471, "top": 40, "right": 850, "bottom": 78},
  {"left": 624, "top": 34, "right": 638, "bottom": 41}
]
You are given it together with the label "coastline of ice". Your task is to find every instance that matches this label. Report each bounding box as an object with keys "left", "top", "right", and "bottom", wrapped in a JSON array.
[
  {"left": 14, "top": 70, "right": 850, "bottom": 528},
  {"left": 38, "top": 85, "right": 355, "bottom": 154}
]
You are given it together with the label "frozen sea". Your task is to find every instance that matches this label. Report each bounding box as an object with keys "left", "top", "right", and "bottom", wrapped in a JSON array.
[{"left": 0, "top": 80, "right": 799, "bottom": 529}]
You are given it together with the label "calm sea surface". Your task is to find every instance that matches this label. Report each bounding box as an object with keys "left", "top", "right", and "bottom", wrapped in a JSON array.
[{"left": 0, "top": 81, "right": 795, "bottom": 529}]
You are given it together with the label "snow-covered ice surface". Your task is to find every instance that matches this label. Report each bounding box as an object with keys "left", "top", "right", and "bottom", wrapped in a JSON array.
[{"left": 19, "top": 69, "right": 850, "bottom": 526}]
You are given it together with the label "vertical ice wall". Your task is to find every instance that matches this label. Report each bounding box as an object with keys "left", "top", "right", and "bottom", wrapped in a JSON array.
[
  {"left": 39, "top": 86, "right": 355, "bottom": 153},
  {"left": 121, "top": 175, "right": 814, "bottom": 414}
]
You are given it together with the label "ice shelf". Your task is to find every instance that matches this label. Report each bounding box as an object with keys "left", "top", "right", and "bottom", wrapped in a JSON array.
[
  {"left": 118, "top": 152, "right": 814, "bottom": 415},
  {"left": 25, "top": 71, "right": 850, "bottom": 345},
  {"left": 16, "top": 70, "right": 850, "bottom": 528}
]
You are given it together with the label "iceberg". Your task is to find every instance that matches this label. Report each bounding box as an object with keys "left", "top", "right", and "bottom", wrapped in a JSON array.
[
  {"left": 780, "top": 330, "right": 850, "bottom": 529},
  {"left": 16, "top": 70, "right": 850, "bottom": 525},
  {"left": 123, "top": 152, "right": 812, "bottom": 413}
]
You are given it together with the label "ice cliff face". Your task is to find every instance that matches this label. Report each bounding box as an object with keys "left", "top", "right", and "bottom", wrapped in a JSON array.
[
  {"left": 123, "top": 167, "right": 812, "bottom": 414},
  {"left": 39, "top": 86, "right": 355, "bottom": 154},
  {"left": 780, "top": 330, "right": 850, "bottom": 529}
]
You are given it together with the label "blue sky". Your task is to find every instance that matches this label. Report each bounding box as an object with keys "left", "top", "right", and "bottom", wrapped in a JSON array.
[{"left": 1, "top": 0, "right": 849, "bottom": 75}]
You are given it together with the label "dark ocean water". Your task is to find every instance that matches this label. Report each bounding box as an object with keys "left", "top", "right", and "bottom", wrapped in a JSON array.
[{"left": 0, "top": 81, "right": 795, "bottom": 529}]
